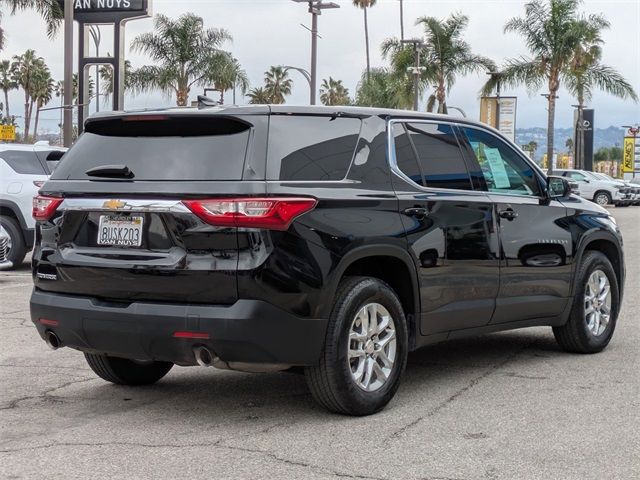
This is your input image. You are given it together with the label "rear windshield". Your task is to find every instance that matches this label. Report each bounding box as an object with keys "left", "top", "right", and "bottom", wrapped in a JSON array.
[{"left": 51, "top": 116, "right": 251, "bottom": 181}]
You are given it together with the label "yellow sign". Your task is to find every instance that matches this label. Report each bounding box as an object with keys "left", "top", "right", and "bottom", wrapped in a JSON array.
[
  {"left": 622, "top": 137, "right": 635, "bottom": 173},
  {"left": 0, "top": 125, "right": 16, "bottom": 141}
]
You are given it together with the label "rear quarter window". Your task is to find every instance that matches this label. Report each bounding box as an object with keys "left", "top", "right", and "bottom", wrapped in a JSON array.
[
  {"left": 267, "top": 115, "right": 362, "bottom": 181},
  {"left": 0, "top": 150, "right": 47, "bottom": 175}
]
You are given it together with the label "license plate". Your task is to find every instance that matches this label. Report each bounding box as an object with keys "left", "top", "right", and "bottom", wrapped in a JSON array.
[{"left": 97, "top": 215, "right": 143, "bottom": 247}]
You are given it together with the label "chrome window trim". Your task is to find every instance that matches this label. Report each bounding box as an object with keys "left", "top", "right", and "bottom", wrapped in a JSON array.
[{"left": 386, "top": 118, "right": 548, "bottom": 198}]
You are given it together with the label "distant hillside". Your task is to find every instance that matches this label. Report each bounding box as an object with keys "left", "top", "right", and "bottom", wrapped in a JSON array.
[{"left": 516, "top": 126, "right": 627, "bottom": 160}]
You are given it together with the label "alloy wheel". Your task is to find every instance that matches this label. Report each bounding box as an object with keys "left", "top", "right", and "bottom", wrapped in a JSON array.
[
  {"left": 584, "top": 269, "right": 611, "bottom": 337},
  {"left": 348, "top": 303, "right": 397, "bottom": 392}
]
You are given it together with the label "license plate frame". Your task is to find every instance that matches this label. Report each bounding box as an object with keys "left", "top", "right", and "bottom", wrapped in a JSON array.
[{"left": 97, "top": 215, "right": 144, "bottom": 247}]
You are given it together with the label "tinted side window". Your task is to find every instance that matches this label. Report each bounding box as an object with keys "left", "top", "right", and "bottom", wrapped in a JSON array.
[
  {"left": 393, "top": 123, "right": 424, "bottom": 185},
  {"left": 461, "top": 127, "right": 542, "bottom": 196},
  {"left": 0, "top": 150, "right": 46, "bottom": 175},
  {"left": 392, "top": 122, "right": 472, "bottom": 190},
  {"left": 268, "top": 115, "right": 362, "bottom": 181},
  {"left": 407, "top": 123, "right": 472, "bottom": 190}
]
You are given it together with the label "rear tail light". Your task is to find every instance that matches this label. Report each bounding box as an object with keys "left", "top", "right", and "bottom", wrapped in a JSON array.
[
  {"left": 183, "top": 197, "right": 317, "bottom": 231},
  {"left": 33, "top": 195, "right": 63, "bottom": 221}
]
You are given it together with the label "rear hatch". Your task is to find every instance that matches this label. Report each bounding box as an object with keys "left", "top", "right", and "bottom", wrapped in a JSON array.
[{"left": 34, "top": 112, "right": 267, "bottom": 305}]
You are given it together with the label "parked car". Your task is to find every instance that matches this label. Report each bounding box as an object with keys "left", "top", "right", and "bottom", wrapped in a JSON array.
[
  {"left": 30, "top": 106, "right": 625, "bottom": 415},
  {"left": 0, "top": 142, "right": 66, "bottom": 269},
  {"left": 591, "top": 173, "right": 639, "bottom": 206},
  {"left": 0, "top": 225, "right": 12, "bottom": 270},
  {"left": 555, "top": 168, "right": 630, "bottom": 206}
]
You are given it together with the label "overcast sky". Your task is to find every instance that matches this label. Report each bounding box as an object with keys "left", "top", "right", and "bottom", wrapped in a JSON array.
[{"left": 2, "top": 0, "right": 639, "bottom": 133}]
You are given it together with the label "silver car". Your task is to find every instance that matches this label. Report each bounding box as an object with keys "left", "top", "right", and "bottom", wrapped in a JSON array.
[{"left": 0, "top": 225, "right": 13, "bottom": 270}]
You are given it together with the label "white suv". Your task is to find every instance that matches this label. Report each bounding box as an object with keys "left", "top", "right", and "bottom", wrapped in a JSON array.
[
  {"left": 555, "top": 169, "right": 629, "bottom": 206},
  {"left": 0, "top": 142, "right": 66, "bottom": 269}
]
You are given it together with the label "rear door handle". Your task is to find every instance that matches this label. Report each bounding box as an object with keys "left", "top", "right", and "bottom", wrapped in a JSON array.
[
  {"left": 403, "top": 207, "right": 429, "bottom": 218},
  {"left": 498, "top": 208, "right": 519, "bottom": 220}
]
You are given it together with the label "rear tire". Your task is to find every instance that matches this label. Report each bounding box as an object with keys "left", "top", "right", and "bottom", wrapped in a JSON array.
[
  {"left": 305, "top": 276, "right": 408, "bottom": 416},
  {"left": 84, "top": 353, "right": 173, "bottom": 385},
  {"left": 0, "top": 215, "right": 26, "bottom": 269},
  {"left": 553, "top": 251, "right": 619, "bottom": 354}
]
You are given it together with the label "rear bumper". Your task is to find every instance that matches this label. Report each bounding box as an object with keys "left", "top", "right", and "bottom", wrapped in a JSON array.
[{"left": 30, "top": 289, "right": 328, "bottom": 367}]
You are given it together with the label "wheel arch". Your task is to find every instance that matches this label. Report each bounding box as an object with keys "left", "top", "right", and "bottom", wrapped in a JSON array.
[
  {"left": 328, "top": 245, "right": 421, "bottom": 350},
  {"left": 0, "top": 199, "right": 28, "bottom": 231},
  {"left": 573, "top": 231, "right": 624, "bottom": 301}
]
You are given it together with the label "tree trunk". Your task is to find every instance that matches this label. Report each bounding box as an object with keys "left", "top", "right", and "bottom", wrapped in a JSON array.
[
  {"left": 23, "top": 95, "right": 30, "bottom": 139},
  {"left": 364, "top": 7, "right": 371, "bottom": 79},
  {"left": 3, "top": 89, "right": 9, "bottom": 118},
  {"left": 546, "top": 92, "right": 556, "bottom": 175},
  {"left": 176, "top": 88, "right": 188, "bottom": 107},
  {"left": 436, "top": 83, "right": 446, "bottom": 113},
  {"left": 34, "top": 105, "right": 40, "bottom": 140},
  {"left": 220, "top": 90, "right": 224, "bottom": 105}
]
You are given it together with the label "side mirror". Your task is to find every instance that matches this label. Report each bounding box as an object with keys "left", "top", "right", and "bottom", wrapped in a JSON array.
[{"left": 547, "top": 176, "right": 572, "bottom": 198}]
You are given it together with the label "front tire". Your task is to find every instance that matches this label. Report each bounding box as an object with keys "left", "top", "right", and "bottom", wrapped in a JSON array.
[
  {"left": 0, "top": 216, "right": 27, "bottom": 269},
  {"left": 84, "top": 353, "right": 173, "bottom": 385},
  {"left": 593, "top": 191, "right": 612, "bottom": 206},
  {"left": 305, "top": 276, "right": 408, "bottom": 416},
  {"left": 553, "top": 251, "right": 619, "bottom": 353}
]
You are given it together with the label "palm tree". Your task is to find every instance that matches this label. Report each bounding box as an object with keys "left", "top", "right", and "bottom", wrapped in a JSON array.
[
  {"left": 0, "top": 59, "right": 17, "bottom": 118},
  {"left": 246, "top": 87, "right": 271, "bottom": 104},
  {"left": 525, "top": 140, "right": 539, "bottom": 160},
  {"left": 383, "top": 13, "right": 495, "bottom": 113},
  {"left": 32, "top": 65, "right": 53, "bottom": 139},
  {"left": 99, "top": 59, "right": 134, "bottom": 105},
  {"left": 482, "top": 0, "right": 616, "bottom": 173},
  {"left": 264, "top": 66, "right": 293, "bottom": 104},
  {"left": 352, "top": 1, "right": 377, "bottom": 79},
  {"left": 212, "top": 57, "right": 249, "bottom": 104},
  {"left": 320, "top": 77, "right": 350, "bottom": 106},
  {"left": 355, "top": 68, "right": 406, "bottom": 108},
  {"left": 564, "top": 16, "right": 637, "bottom": 169},
  {"left": 131, "top": 13, "right": 233, "bottom": 106},
  {"left": 0, "top": 0, "right": 62, "bottom": 45},
  {"left": 13, "top": 49, "right": 45, "bottom": 139}
]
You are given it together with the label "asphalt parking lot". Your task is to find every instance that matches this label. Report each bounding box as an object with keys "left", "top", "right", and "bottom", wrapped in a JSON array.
[{"left": 1, "top": 207, "right": 638, "bottom": 480}]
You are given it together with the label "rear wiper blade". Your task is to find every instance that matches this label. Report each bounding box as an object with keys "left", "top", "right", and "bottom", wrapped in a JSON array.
[{"left": 85, "top": 164, "right": 134, "bottom": 179}]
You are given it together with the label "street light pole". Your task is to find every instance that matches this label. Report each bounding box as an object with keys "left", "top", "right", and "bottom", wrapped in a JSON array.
[
  {"left": 63, "top": 0, "right": 74, "bottom": 147},
  {"left": 401, "top": 39, "right": 424, "bottom": 111},
  {"left": 282, "top": 66, "right": 312, "bottom": 102},
  {"left": 293, "top": 1, "right": 340, "bottom": 105}
]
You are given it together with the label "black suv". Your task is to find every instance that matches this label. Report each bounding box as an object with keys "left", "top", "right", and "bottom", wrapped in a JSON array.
[{"left": 31, "top": 106, "right": 625, "bottom": 415}]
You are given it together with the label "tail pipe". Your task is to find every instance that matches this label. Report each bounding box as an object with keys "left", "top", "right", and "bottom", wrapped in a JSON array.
[
  {"left": 44, "top": 330, "right": 61, "bottom": 350},
  {"left": 193, "top": 346, "right": 214, "bottom": 367}
]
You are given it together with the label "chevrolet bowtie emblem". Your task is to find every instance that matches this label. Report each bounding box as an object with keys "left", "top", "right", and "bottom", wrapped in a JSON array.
[{"left": 103, "top": 200, "right": 126, "bottom": 210}]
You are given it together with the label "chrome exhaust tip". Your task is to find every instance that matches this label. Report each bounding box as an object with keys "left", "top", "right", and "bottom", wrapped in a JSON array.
[
  {"left": 193, "top": 346, "right": 213, "bottom": 367},
  {"left": 44, "top": 330, "right": 61, "bottom": 350}
]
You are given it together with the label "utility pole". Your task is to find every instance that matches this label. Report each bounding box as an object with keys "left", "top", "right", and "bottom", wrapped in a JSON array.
[
  {"left": 63, "top": 0, "right": 74, "bottom": 147},
  {"left": 293, "top": 1, "right": 340, "bottom": 105},
  {"left": 401, "top": 39, "right": 424, "bottom": 111},
  {"left": 399, "top": 0, "right": 405, "bottom": 41}
]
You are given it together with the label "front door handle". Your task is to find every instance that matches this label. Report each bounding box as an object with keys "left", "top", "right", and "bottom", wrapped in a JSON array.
[
  {"left": 404, "top": 207, "right": 429, "bottom": 218},
  {"left": 498, "top": 208, "right": 519, "bottom": 221}
]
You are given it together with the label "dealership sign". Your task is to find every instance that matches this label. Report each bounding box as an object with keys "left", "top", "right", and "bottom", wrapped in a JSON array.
[
  {"left": 479, "top": 96, "right": 518, "bottom": 143},
  {"left": 57, "top": 0, "right": 150, "bottom": 21}
]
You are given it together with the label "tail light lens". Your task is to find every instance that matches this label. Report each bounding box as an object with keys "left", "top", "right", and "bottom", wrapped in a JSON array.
[
  {"left": 33, "top": 195, "right": 63, "bottom": 221},
  {"left": 183, "top": 197, "right": 317, "bottom": 231}
]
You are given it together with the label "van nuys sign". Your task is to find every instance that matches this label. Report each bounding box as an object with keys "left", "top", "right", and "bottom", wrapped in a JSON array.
[{"left": 57, "top": 0, "right": 149, "bottom": 20}]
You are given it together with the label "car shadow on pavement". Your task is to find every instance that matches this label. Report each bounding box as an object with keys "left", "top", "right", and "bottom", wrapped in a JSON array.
[{"left": 73, "top": 328, "right": 565, "bottom": 420}]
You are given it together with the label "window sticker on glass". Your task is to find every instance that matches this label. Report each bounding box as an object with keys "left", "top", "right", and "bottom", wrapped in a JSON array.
[{"left": 483, "top": 148, "right": 511, "bottom": 189}]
